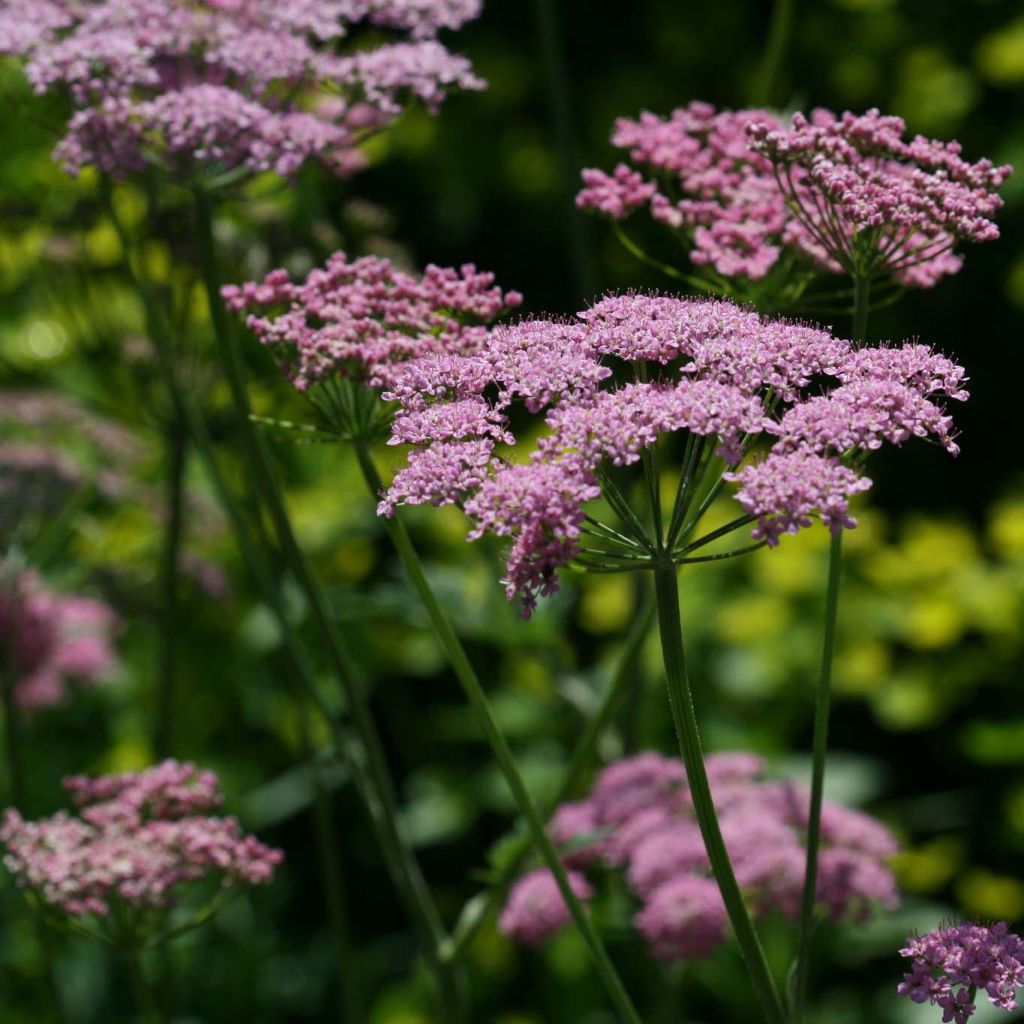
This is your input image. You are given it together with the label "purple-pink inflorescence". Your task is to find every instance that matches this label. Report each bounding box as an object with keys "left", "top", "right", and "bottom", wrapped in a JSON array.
[
  {"left": 223, "top": 252, "right": 522, "bottom": 392},
  {"left": 577, "top": 101, "right": 1009, "bottom": 290},
  {"left": 898, "top": 922, "right": 1024, "bottom": 1023},
  {"left": 0, "top": 0, "right": 484, "bottom": 178},
  {"left": 498, "top": 751, "right": 898, "bottom": 961},
  {"left": 379, "top": 291, "right": 967, "bottom": 613},
  {"left": 0, "top": 570, "right": 118, "bottom": 710},
  {"left": 498, "top": 867, "right": 594, "bottom": 947},
  {"left": 0, "top": 760, "right": 283, "bottom": 919}
]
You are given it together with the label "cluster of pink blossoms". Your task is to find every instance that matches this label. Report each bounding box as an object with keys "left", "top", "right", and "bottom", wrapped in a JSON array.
[
  {"left": 577, "top": 102, "right": 1009, "bottom": 289},
  {"left": 224, "top": 252, "right": 522, "bottom": 391},
  {"left": 1, "top": 760, "right": 283, "bottom": 919},
  {"left": 378, "top": 291, "right": 968, "bottom": 612},
  {"left": 499, "top": 752, "right": 898, "bottom": 958},
  {"left": 898, "top": 922, "right": 1024, "bottom": 1023},
  {"left": 0, "top": 0, "right": 483, "bottom": 177},
  {"left": 0, "top": 570, "right": 118, "bottom": 710}
]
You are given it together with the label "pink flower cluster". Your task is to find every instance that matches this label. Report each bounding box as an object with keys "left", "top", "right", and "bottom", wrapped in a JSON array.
[
  {"left": 0, "top": 570, "right": 118, "bottom": 710},
  {"left": 0, "top": 0, "right": 484, "bottom": 177},
  {"left": 1, "top": 761, "right": 283, "bottom": 919},
  {"left": 578, "top": 102, "right": 1009, "bottom": 289},
  {"left": 499, "top": 752, "right": 898, "bottom": 958},
  {"left": 898, "top": 922, "right": 1024, "bottom": 1023},
  {"left": 224, "top": 252, "right": 522, "bottom": 391},
  {"left": 380, "top": 291, "right": 967, "bottom": 611}
]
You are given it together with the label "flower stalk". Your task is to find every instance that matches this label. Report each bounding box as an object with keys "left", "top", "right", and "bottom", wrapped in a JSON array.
[
  {"left": 791, "top": 272, "right": 869, "bottom": 1019},
  {"left": 354, "top": 441, "right": 642, "bottom": 1024},
  {"left": 652, "top": 559, "right": 788, "bottom": 1024}
]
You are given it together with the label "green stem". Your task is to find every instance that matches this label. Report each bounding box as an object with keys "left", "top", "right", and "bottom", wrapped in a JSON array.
[
  {"left": 752, "top": 0, "right": 797, "bottom": 106},
  {"left": 124, "top": 950, "right": 166, "bottom": 1024},
  {"left": 188, "top": 187, "right": 464, "bottom": 1019},
  {"left": 444, "top": 584, "right": 656, "bottom": 962},
  {"left": 851, "top": 275, "right": 871, "bottom": 344},
  {"left": 790, "top": 273, "right": 867, "bottom": 1018},
  {"left": 100, "top": 177, "right": 460, "bottom": 1017},
  {"left": 355, "top": 443, "right": 641, "bottom": 1024},
  {"left": 298, "top": 699, "right": 362, "bottom": 1023},
  {"left": 2, "top": 671, "right": 24, "bottom": 810},
  {"left": 652, "top": 560, "right": 787, "bottom": 1024},
  {"left": 154, "top": 419, "right": 186, "bottom": 759},
  {"left": 790, "top": 531, "right": 842, "bottom": 1021}
]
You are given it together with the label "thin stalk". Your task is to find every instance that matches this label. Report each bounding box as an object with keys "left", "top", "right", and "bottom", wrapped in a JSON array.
[
  {"left": 1, "top": 672, "right": 24, "bottom": 810},
  {"left": 124, "top": 950, "right": 166, "bottom": 1024},
  {"left": 790, "top": 274, "right": 867, "bottom": 1019},
  {"left": 530, "top": 0, "right": 596, "bottom": 301},
  {"left": 189, "top": 187, "right": 463, "bottom": 1019},
  {"left": 298, "top": 699, "right": 362, "bottom": 1023},
  {"left": 790, "top": 530, "right": 842, "bottom": 1021},
  {"left": 652, "top": 561, "right": 787, "bottom": 1024},
  {"left": 444, "top": 585, "right": 656, "bottom": 963},
  {"left": 154, "top": 419, "right": 186, "bottom": 758},
  {"left": 355, "top": 443, "right": 642, "bottom": 1024},
  {"left": 753, "top": 0, "right": 797, "bottom": 106},
  {"left": 102, "top": 177, "right": 460, "bottom": 1016}
]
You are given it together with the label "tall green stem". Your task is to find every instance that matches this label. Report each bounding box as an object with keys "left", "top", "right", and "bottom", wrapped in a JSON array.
[
  {"left": 790, "top": 273, "right": 868, "bottom": 1019},
  {"left": 124, "top": 950, "right": 166, "bottom": 1024},
  {"left": 101, "top": 177, "right": 460, "bottom": 1016},
  {"left": 790, "top": 530, "right": 842, "bottom": 1020},
  {"left": 354, "top": 443, "right": 642, "bottom": 1024},
  {"left": 444, "top": 586, "right": 657, "bottom": 962},
  {"left": 154, "top": 419, "right": 186, "bottom": 758},
  {"left": 652, "top": 561, "right": 787, "bottom": 1024},
  {"left": 752, "top": 0, "right": 797, "bottom": 106},
  {"left": 188, "top": 187, "right": 464, "bottom": 1019}
]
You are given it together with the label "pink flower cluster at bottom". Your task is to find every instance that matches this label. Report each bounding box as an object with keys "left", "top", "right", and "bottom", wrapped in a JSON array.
[
  {"left": 499, "top": 752, "right": 899, "bottom": 961},
  {"left": 899, "top": 922, "right": 1024, "bottom": 1023},
  {"left": 1, "top": 760, "right": 283, "bottom": 919}
]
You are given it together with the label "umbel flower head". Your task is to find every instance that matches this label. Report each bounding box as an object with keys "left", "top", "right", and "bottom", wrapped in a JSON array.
[
  {"left": 898, "top": 921, "right": 1024, "bottom": 1023},
  {"left": 577, "top": 102, "right": 1009, "bottom": 294},
  {"left": 0, "top": 0, "right": 484, "bottom": 178},
  {"left": 224, "top": 250, "right": 522, "bottom": 434},
  {"left": 499, "top": 751, "right": 898, "bottom": 958},
  {"left": 1, "top": 760, "right": 283, "bottom": 938},
  {"left": 0, "top": 569, "right": 118, "bottom": 710},
  {"left": 379, "top": 291, "right": 968, "bottom": 614}
]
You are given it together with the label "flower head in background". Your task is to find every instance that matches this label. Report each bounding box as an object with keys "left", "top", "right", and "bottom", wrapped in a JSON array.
[
  {"left": 380, "top": 292, "right": 967, "bottom": 613},
  {"left": 0, "top": 0, "right": 484, "bottom": 178},
  {"left": 224, "top": 251, "right": 521, "bottom": 433},
  {"left": 578, "top": 102, "right": 1009, "bottom": 296},
  {"left": 499, "top": 751, "right": 898, "bottom": 960},
  {"left": 898, "top": 922, "right": 1024, "bottom": 1023},
  {"left": 1, "top": 760, "right": 282, "bottom": 936},
  {"left": 0, "top": 569, "right": 118, "bottom": 710}
]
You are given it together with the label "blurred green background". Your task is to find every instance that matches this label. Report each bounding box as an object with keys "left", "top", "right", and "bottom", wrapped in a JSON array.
[{"left": 2, "top": 0, "right": 1024, "bottom": 1020}]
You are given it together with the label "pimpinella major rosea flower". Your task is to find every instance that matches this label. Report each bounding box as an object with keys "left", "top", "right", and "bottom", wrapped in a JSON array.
[
  {"left": 499, "top": 751, "right": 898, "bottom": 959},
  {"left": 0, "top": 0, "right": 484, "bottom": 178},
  {"left": 0, "top": 760, "right": 282, "bottom": 943},
  {"left": 0, "top": 569, "right": 118, "bottom": 710},
  {"left": 577, "top": 102, "right": 1009, "bottom": 297},
  {"left": 377, "top": 291, "right": 968, "bottom": 613},
  {"left": 898, "top": 922, "right": 1024, "bottom": 1023},
  {"left": 223, "top": 251, "right": 522, "bottom": 435}
]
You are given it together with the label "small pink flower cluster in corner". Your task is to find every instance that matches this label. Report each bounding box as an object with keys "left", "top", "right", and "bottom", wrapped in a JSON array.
[
  {"left": 1, "top": 760, "right": 283, "bottom": 918},
  {"left": 0, "top": 0, "right": 484, "bottom": 178},
  {"left": 380, "top": 291, "right": 968, "bottom": 612},
  {"left": 499, "top": 752, "right": 898, "bottom": 960},
  {"left": 577, "top": 101, "right": 1009, "bottom": 289},
  {"left": 223, "top": 252, "right": 522, "bottom": 391},
  {"left": 0, "top": 570, "right": 118, "bottom": 710},
  {"left": 898, "top": 922, "right": 1024, "bottom": 1023}
]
